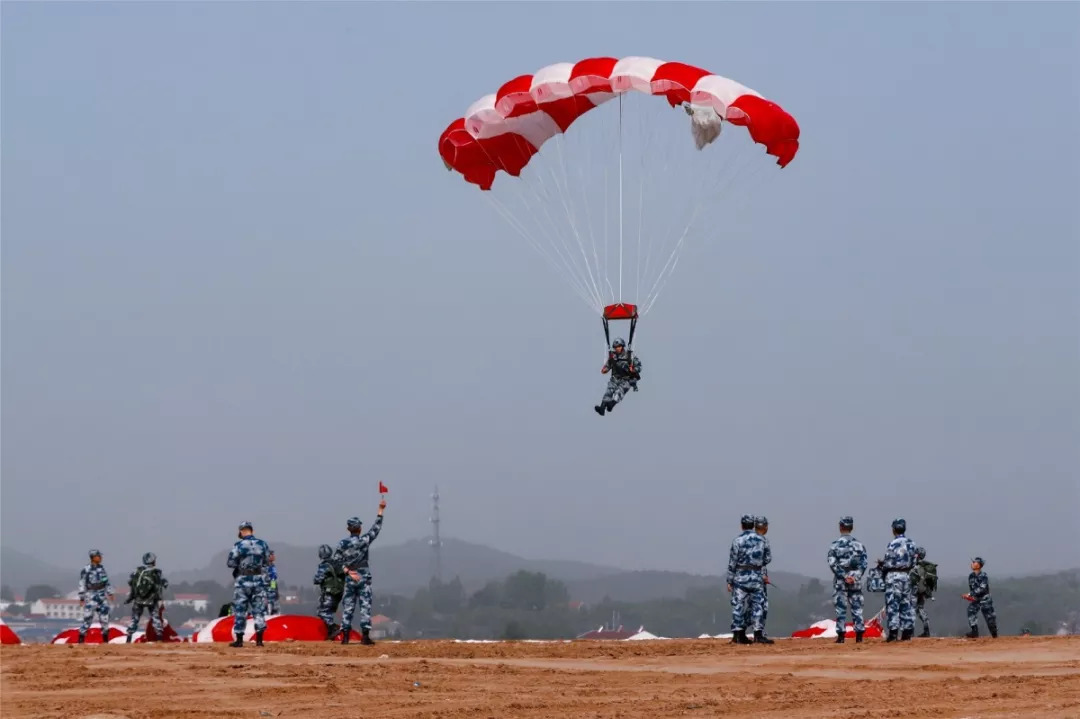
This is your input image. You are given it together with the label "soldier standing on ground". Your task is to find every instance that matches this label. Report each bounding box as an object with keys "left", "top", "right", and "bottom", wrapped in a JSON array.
[
  {"left": 226, "top": 521, "right": 272, "bottom": 648},
  {"left": 77, "top": 549, "right": 114, "bottom": 644},
  {"left": 964, "top": 556, "right": 998, "bottom": 638},
  {"left": 881, "top": 517, "right": 917, "bottom": 642},
  {"left": 125, "top": 552, "right": 168, "bottom": 642},
  {"left": 827, "top": 516, "right": 868, "bottom": 644},
  {"left": 314, "top": 544, "right": 346, "bottom": 639},
  {"left": 909, "top": 546, "right": 937, "bottom": 637},
  {"left": 334, "top": 499, "right": 386, "bottom": 645}
]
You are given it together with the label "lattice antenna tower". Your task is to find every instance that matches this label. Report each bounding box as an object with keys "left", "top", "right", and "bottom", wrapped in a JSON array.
[{"left": 429, "top": 485, "right": 443, "bottom": 582}]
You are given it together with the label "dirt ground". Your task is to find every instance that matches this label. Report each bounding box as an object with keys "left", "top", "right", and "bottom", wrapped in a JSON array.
[{"left": 2, "top": 635, "right": 1078, "bottom": 719}]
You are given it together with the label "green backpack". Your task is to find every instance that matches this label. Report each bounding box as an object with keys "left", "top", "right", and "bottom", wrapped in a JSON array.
[
  {"left": 131, "top": 567, "right": 160, "bottom": 602},
  {"left": 915, "top": 561, "right": 938, "bottom": 595},
  {"left": 322, "top": 565, "right": 345, "bottom": 596}
]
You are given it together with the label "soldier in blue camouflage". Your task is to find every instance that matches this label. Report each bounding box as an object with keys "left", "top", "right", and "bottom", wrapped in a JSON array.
[
  {"left": 314, "top": 544, "right": 346, "bottom": 639},
  {"left": 125, "top": 552, "right": 168, "bottom": 642},
  {"left": 964, "top": 557, "right": 998, "bottom": 638},
  {"left": 333, "top": 499, "right": 386, "bottom": 645},
  {"left": 881, "top": 517, "right": 918, "bottom": 642},
  {"left": 727, "top": 514, "right": 772, "bottom": 645},
  {"left": 751, "top": 516, "right": 774, "bottom": 641},
  {"left": 226, "top": 521, "right": 272, "bottom": 647},
  {"left": 594, "top": 338, "right": 642, "bottom": 416},
  {"left": 827, "top": 516, "right": 868, "bottom": 644},
  {"left": 77, "top": 549, "right": 115, "bottom": 643}
]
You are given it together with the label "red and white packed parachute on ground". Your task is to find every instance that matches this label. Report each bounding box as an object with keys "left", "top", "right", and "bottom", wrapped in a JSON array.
[
  {"left": 51, "top": 623, "right": 128, "bottom": 644},
  {"left": 1, "top": 618, "right": 22, "bottom": 645},
  {"left": 192, "top": 614, "right": 361, "bottom": 643},
  {"left": 439, "top": 56, "right": 800, "bottom": 349},
  {"left": 791, "top": 608, "right": 886, "bottom": 639}
]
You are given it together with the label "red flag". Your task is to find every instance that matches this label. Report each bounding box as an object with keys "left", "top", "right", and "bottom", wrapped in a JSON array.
[{"left": 378, "top": 481, "right": 388, "bottom": 494}]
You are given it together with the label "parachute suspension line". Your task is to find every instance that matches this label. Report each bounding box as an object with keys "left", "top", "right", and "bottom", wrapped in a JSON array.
[{"left": 618, "top": 92, "right": 625, "bottom": 303}]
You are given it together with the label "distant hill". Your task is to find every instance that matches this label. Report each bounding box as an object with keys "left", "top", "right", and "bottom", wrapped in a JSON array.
[
  {"left": 169, "top": 537, "right": 623, "bottom": 594},
  {"left": 0, "top": 546, "right": 75, "bottom": 594}
]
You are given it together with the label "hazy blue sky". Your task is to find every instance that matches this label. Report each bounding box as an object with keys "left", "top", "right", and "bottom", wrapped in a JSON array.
[{"left": 3, "top": 2, "right": 1077, "bottom": 580}]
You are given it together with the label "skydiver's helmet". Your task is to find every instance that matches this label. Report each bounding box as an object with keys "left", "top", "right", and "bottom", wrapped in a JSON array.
[
  {"left": 238, "top": 521, "right": 253, "bottom": 538},
  {"left": 89, "top": 549, "right": 102, "bottom": 560},
  {"left": 611, "top": 338, "right": 626, "bottom": 351},
  {"left": 318, "top": 544, "right": 333, "bottom": 560},
  {"left": 839, "top": 516, "right": 854, "bottom": 530},
  {"left": 346, "top": 516, "right": 363, "bottom": 533},
  {"left": 891, "top": 518, "right": 906, "bottom": 534},
  {"left": 915, "top": 547, "right": 926, "bottom": 560},
  {"left": 142, "top": 552, "right": 157, "bottom": 566}
]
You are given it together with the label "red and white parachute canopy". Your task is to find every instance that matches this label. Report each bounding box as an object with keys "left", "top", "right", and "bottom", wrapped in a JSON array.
[
  {"left": 1, "top": 618, "right": 22, "bottom": 645},
  {"left": 439, "top": 56, "right": 800, "bottom": 323}
]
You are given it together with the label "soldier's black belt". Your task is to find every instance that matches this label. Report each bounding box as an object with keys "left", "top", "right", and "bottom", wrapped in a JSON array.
[
  {"left": 236, "top": 569, "right": 262, "bottom": 576},
  {"left": 87, "top": 583, "right": 108, "bottom": 590}
]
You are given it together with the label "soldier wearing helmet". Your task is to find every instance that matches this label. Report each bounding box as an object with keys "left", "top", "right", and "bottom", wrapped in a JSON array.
[
  {"left": 827, "top": 516, "right": 868, "bottom": 644},
  {"left": 332, "top": 498, "right": 387, "bottom": 645},
  {"left": 226, "top": 521, "right": 272, "bottom": 647},
  {"left": 909, "top": 546, "right": 937, "bottom": 637},
  {"left": 124, "top": 551, "right": 169, "bottom": 643},
  {"left": 595, "top": 337, "right": 642, "bottom": 416},
  {"left": 76, "top": 549, "right": 115, "bottom": 644},
  {"left": 313, "top": 544, "right": 347, "bottom": 639},
  {"left": 880, "top": 517, "right": 918, "bottom": 642}
]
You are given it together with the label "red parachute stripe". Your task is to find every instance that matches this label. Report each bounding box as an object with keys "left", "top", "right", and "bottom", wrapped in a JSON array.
[{"left": 440, "top": 56, "right": 800, "bottom": 191}]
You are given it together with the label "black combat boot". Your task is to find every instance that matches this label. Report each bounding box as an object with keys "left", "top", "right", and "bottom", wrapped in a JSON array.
[
  {"left": 77, "top": 632, "right": 86, "bottom": 644},
  {"left": 594, "top": 405, "right": 605, "bottom": 416},
  {"left": 965, "top": 625, "right": 979, "bottom": 639},
  {"left": 885, "top": 629, "right": 898, "bottom": 643},
  {"left": 855, "top": 630, "right": 864, "bottom": 643},
  {"left": 988, "top": 622, "right": 998, "bottom": 639},
  {"left": 753, "top": 630, "right": 774, "bottom": 645},
  {"left": 835, "top": 633, "right": 845, "bottom": 644},
  {"left": 126, "top": 633, "right": 134, "bottom": 644},
  {"left": 901, "top": 628, "right": 913, "bottom": 641},
  {"left": 255, "top": 630, "right": 264, "bottom": 647},
  {"left": 325, "top": 622, "right": 339, "bottom": 641},
  {"left": 731, "top": 629, "right": 752, "bottom": 645},
  {"left": 361, "top": 627, "right": 375, "bottom": 645},
  {"left": 604, "top": 400, "right": 617, "bottom": 413},
  {"left": 919, "top": 627, "right": 930, "bottom": 638},
  {"left": 229, "top": 634, "right": 244, "bottom": 647},
  {"left": 341, "top": 628, "right": 351, "bottom": 645}
]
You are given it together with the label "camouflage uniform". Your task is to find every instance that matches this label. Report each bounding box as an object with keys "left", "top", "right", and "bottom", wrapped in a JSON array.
[
  {"left": 908, "top": 548, "right": 935, "bottom": 636},
  {"left": 78, "top": 551, "right": 113, "bottom": 640},
  {"left": 727, "top": 518, "right": 770, "bottom": 633},
  {"left": 334, "top": 514, "right": 383, "bottom": 636},
  {"left": 967, "top": 559, "right": 997, "bottom": 637},
  {"left": 227, "top": 526, "right": 272, "bottom": 639},
  {"left": 264, "top": 561, "right": 279, "bottom": 615},
  {"left": 882, "top": 519, "right": 918, "bottom": 636},
  {"left": 827, "top": 520, "right": 868, "bottom": 636},
  {"left": 314, "top": 544, "right": 345, "bottom": 633},
  {"left": 126, "top": 553, "right": 168, "bottom": 641},
  {"left": 595, "top": 341, "right": 642, "bottom": 415}
]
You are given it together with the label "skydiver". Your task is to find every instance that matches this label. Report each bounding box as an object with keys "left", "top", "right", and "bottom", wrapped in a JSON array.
[{"left": 594, "top": 337, "right": 641, "bottom": 416}]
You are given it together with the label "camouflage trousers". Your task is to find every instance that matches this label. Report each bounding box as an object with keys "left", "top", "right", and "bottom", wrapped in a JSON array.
[
  {"left": 743, "top": 583, "right": 770, "bottom": 630},
  {"left": 232, "top": 576, "right": 268, "bottom": 635},
  {"left": 79, "top": 591, "right": 111, "bottom": 634},
  {"left": 914, "top": 593, "right": 930, "bottom": 631},
  {"left": 341, "top": 568, "right": 373, "bottom": 631},
  {"left": 884, "top": 573, "right": 915, "bottom": 631},
  {"left": 127, "top": 601, "right": 165, "bottom": 637},
  {"left": 967, "top": 596, "right": 996, "bottom": 629},
  {"left": 602, "top": 377, "right": 634, "bottom": 406},
  {"left": 730, "top": 579, "right": 766, "bottom": 632},
  {"left": 833, "top": 586, "right": 865, "bottom": 632},
  {"left": 317, "top": 591, "right": 344, "bottom": 626}
]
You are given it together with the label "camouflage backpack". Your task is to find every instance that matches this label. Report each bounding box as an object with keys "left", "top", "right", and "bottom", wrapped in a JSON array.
[
  {"left": 915, "top": 560, "right": 938, "bottom": 596},
  {"left": 321, "top": 564, "right": 346, "bottom": 596},
  {"left": 131, "top": 567, "right": 160, "bottom": 602},
  {"left": 865, "top": 565, "right": 886, "bottom": 593}
]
